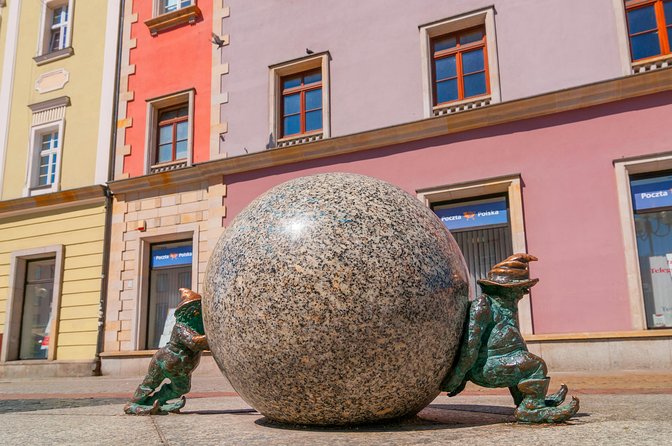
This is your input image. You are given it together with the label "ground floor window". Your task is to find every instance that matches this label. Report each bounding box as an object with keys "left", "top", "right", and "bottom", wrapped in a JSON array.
[
  {"left": 147, "top": 240, "right": 193, "bottom": 349},
  {"left": 433, "top": 195, "right": 513, "bottom": 294},
  {"left": 630, "top": 172, "right": 672, "bottom": 328},
  {"left": 19, "top": 258, "right": 55, "bottom": 360}
]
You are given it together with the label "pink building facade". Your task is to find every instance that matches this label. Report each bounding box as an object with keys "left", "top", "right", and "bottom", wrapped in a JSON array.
[{"left": 103, "top": 0, "right": 672, "bottom": 374}]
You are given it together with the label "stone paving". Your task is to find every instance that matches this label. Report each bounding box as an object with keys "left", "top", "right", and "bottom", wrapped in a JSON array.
[{"left": 0, "top": 371, "right": 671, "bottom": 445}]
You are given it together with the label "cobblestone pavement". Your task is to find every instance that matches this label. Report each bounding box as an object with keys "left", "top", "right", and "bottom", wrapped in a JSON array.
[{"left": 0, "top": 371, "right": 670, "bottom": 445}]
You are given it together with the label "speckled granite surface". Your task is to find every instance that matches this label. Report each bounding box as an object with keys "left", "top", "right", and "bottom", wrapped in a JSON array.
[{"left": 203, "top": 173, "right": 469, "bottom": 425}]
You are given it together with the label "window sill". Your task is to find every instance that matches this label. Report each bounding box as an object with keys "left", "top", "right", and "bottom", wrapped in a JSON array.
[
  {"left": 631, "top": 54, "right": 672, "bottom": 74},
  {"left": 433, "top": 95, "right": 491, "bottom": 117},
  {"left": 150, "top": 159, "right": 188, "bottom": 173},
  {"left": 28, "top": 184, "right": 58, "bottom": 197},
  {"left": 33, "top": 47, "right": 74, "bottom": 66},
  {"left": 277, "top": 132, "right": 324, "bottom": 148},
  {"left": 145, "top": 5, "right": 202, "bottom": 36}
]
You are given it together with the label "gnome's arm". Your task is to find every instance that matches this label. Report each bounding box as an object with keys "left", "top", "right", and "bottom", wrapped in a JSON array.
[{"left": 441, "top": 295, "right": 492, "bottom": 395}]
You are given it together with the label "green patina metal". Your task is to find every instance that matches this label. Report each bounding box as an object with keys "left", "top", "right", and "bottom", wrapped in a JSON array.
[
  {"left": 442, "top": 253, "right": 580, "bottom": 423},
  {"left": 124, "top": 288, "right": 209, "bottom": 415}
]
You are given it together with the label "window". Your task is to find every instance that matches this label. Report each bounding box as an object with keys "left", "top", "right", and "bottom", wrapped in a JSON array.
[
  {"left": 625, "top": 0, "right": 672, "bottom": 61},
  {"left": 420, "top": 7, "right": 500, "bottom": 117},
  {"left": 48, "top": 5, "right": 69, "bottom": 53},
  {"left": 36, "top": 130, "right": 60, "bottom": 187},
  {"left": 417, "top": 175, "right": 532, "bottom": 334},
  {"left": 629, "top": 172, "right": 672, "bottom": 328},
  {"left": 433, "top": 196, "right": 512, "bottom": 295},
  {"left": 26, "top": 96, "right": 69, "bottom": 196},
  {"left": 156, "top": 105, "right": 189, "bottom": 164},
  {"left": 281, "top": 70, "right": 323, "bottom": 138},
  {"left": 35, "top": 0, "right": 74, "bottom": 64},
  {"left": 1, "top": 245, "right": 64, "bottom": 363},
  {"left": 269, "top": 53, "right": 331, "bottom": 148},
  {"left": 431, "top": 26, "right": 489, "bottom": 106},
  {"left": 146, "top": 0, "right": 201, "bottom": 36},
  {"left": 147, "top": 240, "right": 193, "bottom": 349},
  {"left": 159, "top": 0, "right": 192, "bottom": 15},
  {"left": 19, "top": 259, "right": 56, "bottom": 360},
  {"left": 145, "top": 89, "right": 194, "bottom": 173}
]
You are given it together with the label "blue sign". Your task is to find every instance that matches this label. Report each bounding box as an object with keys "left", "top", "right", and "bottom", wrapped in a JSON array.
[
  {"left": 151, "top": 245, "right": 193, "bottom": 268},
  {"left": 631, "top": 176, "right": 672, "bottom": 211},
  {"left": 434, "top": 199, "right": 508, "bottom": 231}
]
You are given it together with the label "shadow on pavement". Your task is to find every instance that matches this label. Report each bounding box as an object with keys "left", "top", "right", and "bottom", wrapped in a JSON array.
[
  {"left": 0, "top": 398, "right": 127, "bottom": 414},
  {"left": 254, "top": 403, "right": 516, "bottom": 432},
  {"left": 179, "top": 408, "right": 258, "bottom": 415}
]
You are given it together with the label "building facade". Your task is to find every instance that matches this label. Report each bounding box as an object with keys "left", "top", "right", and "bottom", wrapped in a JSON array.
[
  {"left": 0, "top": 0, "right": 120, "bottom": 377},
  {"left": 102, "top": 0, "right": 672, "bottom": 374}
]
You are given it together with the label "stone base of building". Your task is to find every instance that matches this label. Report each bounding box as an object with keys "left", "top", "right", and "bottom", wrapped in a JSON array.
[
  {"left": 99, "top": 334, "right": 672, "bottom": 377},
  {"left": 0, "top": 359, "right": 99, "bottom": 379},
  {"left": 100, "top": 351, "right": 222, "bottom": 377},
  {"left": 526, "top": 332, "right": 672, "bottom": 371}
]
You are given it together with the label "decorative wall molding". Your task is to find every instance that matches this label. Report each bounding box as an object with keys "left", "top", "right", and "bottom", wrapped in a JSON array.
[
  {"left": 210, "top": 1, "right": 230, "bottom": 160},
  {"left": 114, "top": 0, "right": 138, "bottom": 180},
  {"left": 109, "top": 67, "right": 672, "bottom": 194},
  {"left": 0, "top": 185, "right": 106, "bottom": 218},
  {"left": 35, "top": 69, "right": 70, "bottom": 93}
]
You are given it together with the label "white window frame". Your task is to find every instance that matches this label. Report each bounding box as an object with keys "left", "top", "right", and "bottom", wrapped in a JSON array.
[
  {"left": 417, "top": 174, "right": 533, "bottom": 334},
  {"left": 614, "top": 153, "right": 672, "bottom": 330},
  {"left": 1, "top": 245, "right": 65, "bottom": 363},
  {"left": 269, "top": 52, "right": 331, "bottom": 148},
  {"left": 419, "top": 7, "right": 501, "bottom": 118},
  {"left": 144, "top": 89, "right": 195, "bottom": 174},
  {"left": 154, "top": 0, "right": 193, "bottom": 17},
  {"left": 26, "top": 121, "right": 65, "bottom": 197},
  {"left": 37, "top": 0, "right": 74, "bottom": 57}
]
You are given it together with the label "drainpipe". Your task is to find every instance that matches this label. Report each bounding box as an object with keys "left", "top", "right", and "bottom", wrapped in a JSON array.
[{"left": 94, "top": 0, "right": 125, "bottom": 376}]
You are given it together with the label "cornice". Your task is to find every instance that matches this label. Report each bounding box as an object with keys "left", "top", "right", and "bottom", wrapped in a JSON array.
[
  {"left": 110, "top": 67, "right": 672, "bottom": 192},
  {"left": 0, "top": 185, "right": 107, "bottom": 219}
]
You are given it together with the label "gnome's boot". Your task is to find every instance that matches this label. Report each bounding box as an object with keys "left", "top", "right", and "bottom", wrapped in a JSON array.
[{"left": 513, "top": 378, "right": 579, "bottom": 423}]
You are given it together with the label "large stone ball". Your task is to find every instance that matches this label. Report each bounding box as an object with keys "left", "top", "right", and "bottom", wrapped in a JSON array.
[{"left": 203, "top": 173, "right": 469, "bottom": 425}]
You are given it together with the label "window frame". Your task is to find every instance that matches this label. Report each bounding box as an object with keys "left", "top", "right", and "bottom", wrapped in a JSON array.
[
  {"left": 420, "top": 7, "right": 501, "bottom": 118},
  {"left": 26, "top": 115, "right": 66, "bottom": 197},
  {"left": 154, "top": 0, "right": 194, "bottom": 17},
  {"left": 624, "top": 0, "right": 672, "bottom": 62},
  {"left": 614, "top": 154, "right": 672, "bottom": 330},
  {"left": 430, "top": 25, "right": 490, "bottom": 107},
  {"left": 280, "top": 69, "right": 324, "bottom": 139},
  {"left": 144, "top": 89, "right": 195, "bottom": 174},
  {"left": 1, "top": 245, "right": 64, "bottom": 363},
  {"left": 417, "top": 174, "right": 532, "bottom": 334},
  {"left": 132, "top": 229, "right": 200, "bottom": 351},
  {"left": 269, "top": 52, "right": 331, "bottom": 148},
  {"left": 35, "top": 0, "right": 74, "bottom": 64},
  {"left": 155, "top": 105, "right": 189, "bottom": 165}
]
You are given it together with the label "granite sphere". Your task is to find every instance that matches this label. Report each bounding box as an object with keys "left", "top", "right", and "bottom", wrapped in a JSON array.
[{"left": 203, "top": 173, "right": 469, "bottom": 425}]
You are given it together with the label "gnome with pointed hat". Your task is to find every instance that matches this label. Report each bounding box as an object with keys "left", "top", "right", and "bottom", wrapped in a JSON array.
[
  {"left": 441, "top": 253, "right": 580, "bottom": 423},
  {"left": 125, "top": 288, "right": 209, "bottom": 415}
]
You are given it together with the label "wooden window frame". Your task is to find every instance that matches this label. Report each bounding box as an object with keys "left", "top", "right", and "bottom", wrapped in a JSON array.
[
  {"left": 431, "top": 25, "right": 490, "bottom": 107},
  {"left": 155, "top": 105, "right": 189, "bottom": 165},
  {"left": 269, "top": 52, "right": 331, "bottom": 147},
  {"left": 144, "top": 89, "right": 195, "bottom": 173},
  {"left": 36, "top": 0, "right": 74, "bottom": 62},
  {"left": 280, "top": 69, "right": 323, "bottom": 139},
  {"left": 625, "top": 0, "right": 672, "bottom": 61}
]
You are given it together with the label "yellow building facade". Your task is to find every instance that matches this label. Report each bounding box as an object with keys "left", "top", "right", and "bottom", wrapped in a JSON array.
[{"left": 0, "top": 0, "right": 119, "bottom": 377}]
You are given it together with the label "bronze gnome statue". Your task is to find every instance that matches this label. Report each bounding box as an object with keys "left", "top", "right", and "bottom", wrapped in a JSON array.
[
  {"left": 442, "top": 254, "right": 580, "bottom": 423},
  {"left": 125, "top": 288, "right": 209, "bottom": 415}
]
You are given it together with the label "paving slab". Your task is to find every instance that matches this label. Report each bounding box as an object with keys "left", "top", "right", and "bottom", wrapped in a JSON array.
[{"left": 0, "top": 372, "right": 671, "bottom": 445}]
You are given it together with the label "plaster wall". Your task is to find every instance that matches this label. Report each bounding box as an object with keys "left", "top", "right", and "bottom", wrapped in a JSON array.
[
  {"left": 0, "top": 203, "right": 106, "bottom": 361},
  {"left": 1, "top": 0, "right": 111, "bottom": 199},
  {"left": 221, "top": 0, "right": 627, "bottom": 157},
  {"left": 223, "top": 92, "right": 672, "bottom": 335},
  {"left": 122, "top": 0, "right": 212, "bottom": 178}
]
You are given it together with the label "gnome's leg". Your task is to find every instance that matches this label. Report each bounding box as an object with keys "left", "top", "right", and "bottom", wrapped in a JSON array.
[
  {"left": 129, "top": 360, "right": 165, "bottom": 405},
  {"left": 514, "top": 378, "right": 579, "bottom": 423}
]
